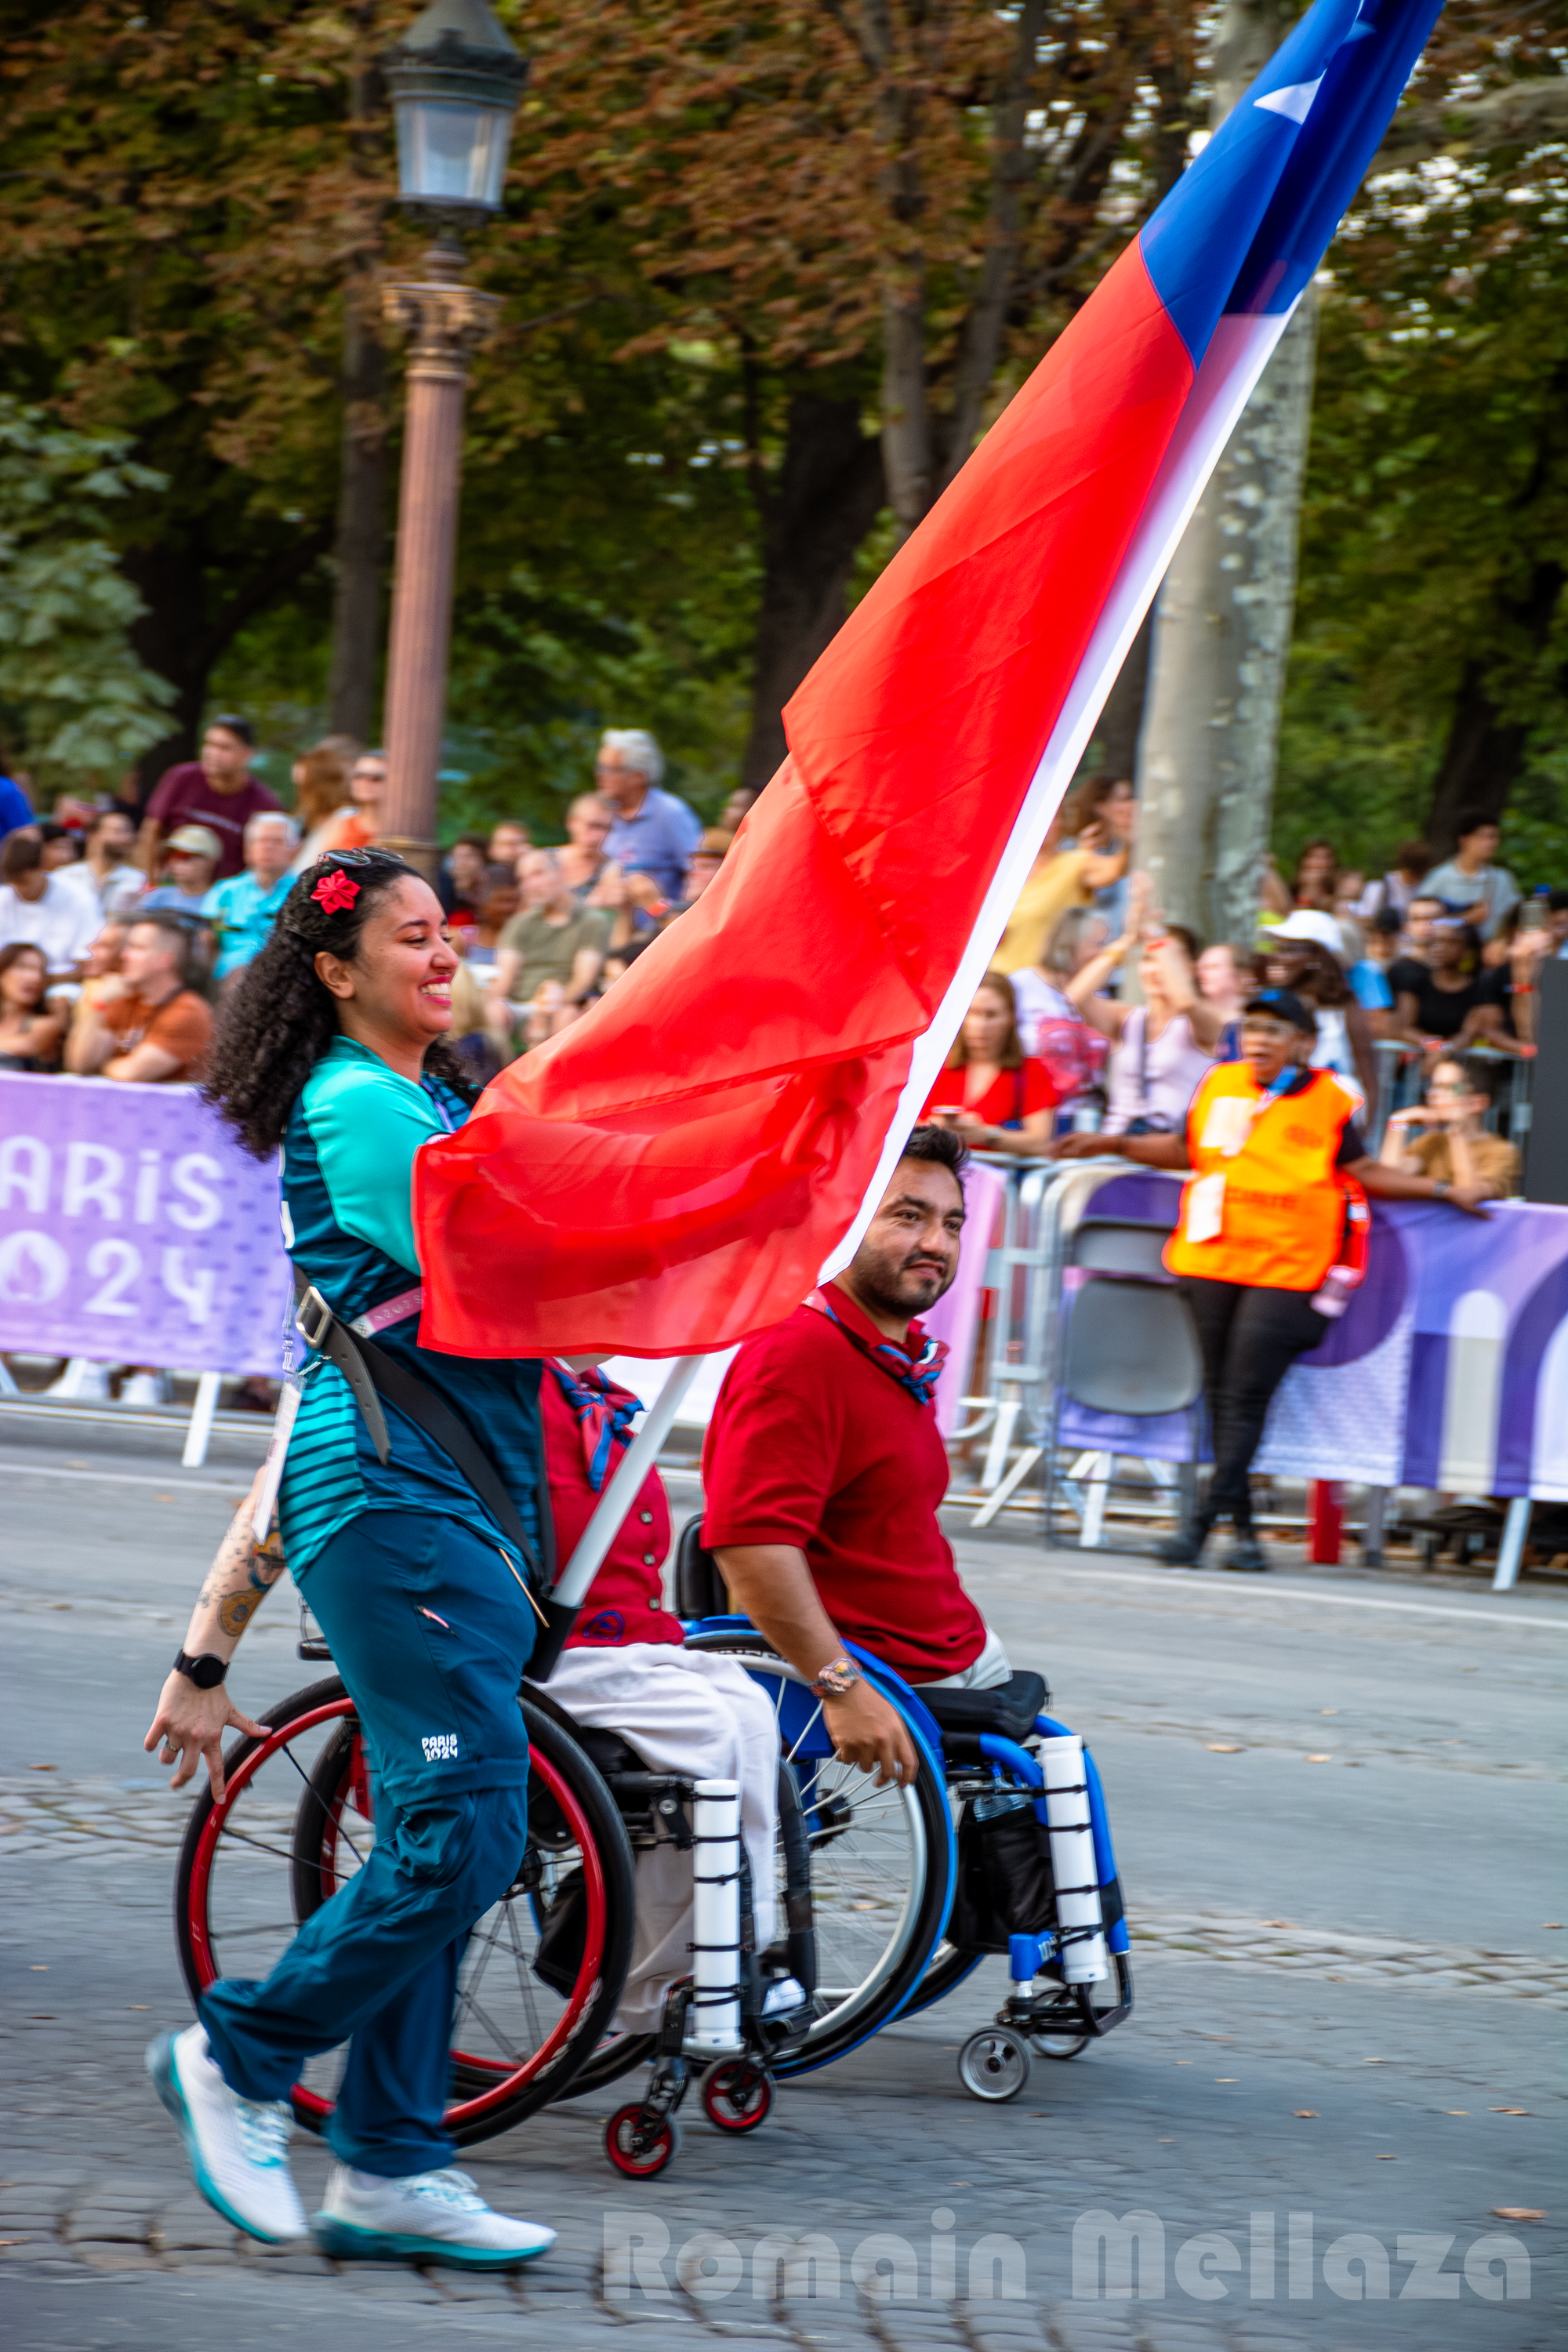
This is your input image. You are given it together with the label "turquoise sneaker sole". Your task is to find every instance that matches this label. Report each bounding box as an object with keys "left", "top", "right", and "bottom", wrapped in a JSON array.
[
  {"left": 314, "top": 2213, "right": 554, "bottom": 2267},
  {"left": 146, "top": 2031, "right": 300, "bottom": 2247}
]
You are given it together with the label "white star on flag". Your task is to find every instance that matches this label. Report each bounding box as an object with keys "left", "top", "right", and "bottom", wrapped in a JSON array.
[{"left": 1256, "top": 77, "right": 1325, "bottom": 123}]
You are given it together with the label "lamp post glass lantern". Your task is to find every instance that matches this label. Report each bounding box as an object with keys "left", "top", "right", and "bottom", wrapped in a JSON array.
[
  {"left": 378, "top": 0, "right": 526, "bottom": 873},
  {"left": 396, "top": 97, "right": 513, "bottom": 211},
  {"left": 384, "top": 0, "right": 528, "bottom": 217}
]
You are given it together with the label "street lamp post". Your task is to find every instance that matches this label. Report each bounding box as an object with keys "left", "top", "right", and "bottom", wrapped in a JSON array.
[{"left": 378, "top": 0, "right": 527, "bottom": 874}]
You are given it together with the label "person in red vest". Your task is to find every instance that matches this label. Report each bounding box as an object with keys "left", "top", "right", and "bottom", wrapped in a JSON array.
[
  {"left": 702, "top": 1124, "right": 1005, "bottom": 1791},
  {"left": 1055, "top": 986, "right": 1490, "bottom": 1571},
  {"left": 539, "top": 1363, "right": 788, "bottom": 2027}
]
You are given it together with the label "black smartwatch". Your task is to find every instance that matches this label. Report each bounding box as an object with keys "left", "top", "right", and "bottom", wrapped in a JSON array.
[{"left": 173, "top": 1650, "right": 228, "bottom": 1690}]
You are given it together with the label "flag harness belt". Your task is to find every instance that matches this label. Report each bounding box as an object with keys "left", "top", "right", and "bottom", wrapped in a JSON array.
[{"left": 292, "top": 1272, "right": 554, "bottom": 1593}]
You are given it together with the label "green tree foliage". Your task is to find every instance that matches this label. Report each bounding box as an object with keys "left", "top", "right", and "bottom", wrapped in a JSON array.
[
  {"left": 1277, "top": 21, "right": 1568, "bottom": 881},
  {"left": 0, "top": 399, "right": 175, "bottom": 782}
]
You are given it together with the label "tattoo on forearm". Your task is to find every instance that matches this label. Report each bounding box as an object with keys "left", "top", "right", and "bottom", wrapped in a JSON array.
[
  {"left": 193, "top": 1502, "right": 288, "bottom": 1636},
  {"left": 218, "top": 1590, "right": 261, "bottom": 1637}
]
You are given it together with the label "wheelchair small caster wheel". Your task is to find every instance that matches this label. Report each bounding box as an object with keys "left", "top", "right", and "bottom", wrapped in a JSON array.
[
  {"left": 700, "top": 2057, "right": 774, "bottom": 2133},
  {"left": 605, "top": 2105, "right": 681, "bottom": 2176},
  {"left": 957, "top": 2027, "right": 1031, "bottom": 2101},
  {"left": 1032, "top": 2028, "right": 1091, "bottom": 2061}
]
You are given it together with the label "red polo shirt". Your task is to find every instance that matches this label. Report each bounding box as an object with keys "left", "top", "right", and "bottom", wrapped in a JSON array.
[{"left": 701, "top": 1281, "right": 986, "bottom": 1681}]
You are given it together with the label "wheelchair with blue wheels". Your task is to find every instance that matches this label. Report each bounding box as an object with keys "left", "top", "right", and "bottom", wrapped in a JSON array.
[
  {"left": 568, "top": 1529, "right": 1134, "bottom": 2159},
  {"left": 172, "top": 1538, "right": 1131, "bottom": 2180}
]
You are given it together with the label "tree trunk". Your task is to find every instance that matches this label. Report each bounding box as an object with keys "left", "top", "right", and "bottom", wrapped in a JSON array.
[
  {"left": 125, "top": 520, "right": 335, "bottom": 801},
  {"left": 742, "top": 391, "right": 886, "bottom": 785},
  {"left": 327, "top": 22, "right": 388, "bottom": 746},
  {"left": 1133, "top": 0, "right": 1316, "bottom": 948},
  {"left": 1134, "top": 290, "right": 1318, "bottom": 946},
  {"left": 328, "top": 289, "right": 387, "bottom": 745},
  {"left": 936, "top": 0, "right": 1047, "bottom": 495},
  {"left": 1425, "top": 560, "right": 1565, "bottom": 854},
  {"left": 1091, "top": 608, "right": 1152, "bottom": 782}
]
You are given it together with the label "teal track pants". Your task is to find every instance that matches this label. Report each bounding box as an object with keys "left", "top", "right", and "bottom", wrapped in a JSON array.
[{"left": 201, "top": 1508, "right": 536, "bottom": 2177}]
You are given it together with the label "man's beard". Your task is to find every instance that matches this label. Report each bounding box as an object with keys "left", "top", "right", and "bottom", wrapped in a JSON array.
[{"left": 855, "top": 1247, "right": 956, "bottom": 1322}]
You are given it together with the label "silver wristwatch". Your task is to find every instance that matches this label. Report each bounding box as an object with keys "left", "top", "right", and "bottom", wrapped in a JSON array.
[{"left": 811, "top": 1657, "right": 862, "bottom": 1698}]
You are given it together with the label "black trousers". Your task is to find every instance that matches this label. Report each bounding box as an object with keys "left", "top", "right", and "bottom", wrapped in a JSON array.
[{"left": 1178, "top": 1277, "right": 1328, "bottom": 1529}]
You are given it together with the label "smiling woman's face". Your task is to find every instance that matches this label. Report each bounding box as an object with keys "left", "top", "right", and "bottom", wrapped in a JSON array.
[{"left": 316, "top": 876, "right": 456, "bottom": 1045}]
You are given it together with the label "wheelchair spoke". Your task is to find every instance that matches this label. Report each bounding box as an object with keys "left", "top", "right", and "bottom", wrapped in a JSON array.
[
  {"left": 453, "top": 1977, "right": 519, "bottom": 2060},
  {"left": 785, "top": 1699, "right": 825, "bottom": 1764},
  {"left": 501, "top": 1894, "right": 546, "bottom": 2050},
  {"left": 214, "top": 1825, "right": 308, "bottom": 1867},
  {"left": 273, "top": 1732, "right": 369, "bottom": 1871}
]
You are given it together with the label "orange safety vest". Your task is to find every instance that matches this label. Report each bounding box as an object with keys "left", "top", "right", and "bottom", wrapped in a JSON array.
[{"left": 1163, "top": 1062, "right": 1363, "bottom": 1293}]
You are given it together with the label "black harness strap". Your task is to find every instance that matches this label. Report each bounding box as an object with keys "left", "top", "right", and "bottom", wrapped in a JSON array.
[{"left": 293, "top": 1273, "right": 545, "bottom": 1587}]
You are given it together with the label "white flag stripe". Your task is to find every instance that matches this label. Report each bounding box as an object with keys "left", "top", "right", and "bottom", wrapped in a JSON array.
[
  {"left": 819, "top": 304, "right": 1296, "bottom": 1282},
  {"left": 1256, "top": 77, "right": 1324, "bottom": 124}
]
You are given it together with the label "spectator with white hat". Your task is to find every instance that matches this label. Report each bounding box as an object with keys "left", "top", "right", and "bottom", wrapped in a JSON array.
[{"left": 143, "top": 824, "right": 223, "bottom": 914}]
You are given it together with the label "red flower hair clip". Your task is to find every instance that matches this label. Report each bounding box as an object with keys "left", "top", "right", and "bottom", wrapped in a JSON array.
[{"left": 312, "top": 869, "right": 361, "bottom": 916}]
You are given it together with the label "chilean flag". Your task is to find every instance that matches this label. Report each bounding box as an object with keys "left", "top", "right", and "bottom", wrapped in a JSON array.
[{"left": 416, "top": 0, "right": 1443, "bottom": 1359}]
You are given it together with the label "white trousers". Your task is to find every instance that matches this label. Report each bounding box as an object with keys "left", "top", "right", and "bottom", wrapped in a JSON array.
[
  {"left": 543, "top": 1645, "right": 780, "bottom": 2031},
  {"left": 924, "top": 1622, "right": 1013, "bottom": 1689}
]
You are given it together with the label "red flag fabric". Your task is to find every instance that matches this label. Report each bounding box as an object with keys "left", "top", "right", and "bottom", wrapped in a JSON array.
[
  {"left": 416, "top": 0, "right": 1446, "bottom": 1354},
  {"left": 415, "top": 245, "right": 1192, "bottom": 1357}
]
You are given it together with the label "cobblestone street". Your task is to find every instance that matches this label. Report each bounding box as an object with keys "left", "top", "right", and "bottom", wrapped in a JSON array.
[{"left": 2, "top": 1413, "right": 1563, "bottom": 2348}]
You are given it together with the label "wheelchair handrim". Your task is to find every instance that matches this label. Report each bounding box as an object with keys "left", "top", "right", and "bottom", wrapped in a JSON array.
[{"left": 182, "top": 1692, "right": 610, "bottom": 2130}]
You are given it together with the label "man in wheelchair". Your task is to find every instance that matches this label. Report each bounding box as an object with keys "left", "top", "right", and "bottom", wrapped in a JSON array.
[
  {"left": 533, "top": 1364, "right": 798, "bottom": 2034},
  {"left": 702, "top": 1123, "right": 1044, "bottom": 1779}
]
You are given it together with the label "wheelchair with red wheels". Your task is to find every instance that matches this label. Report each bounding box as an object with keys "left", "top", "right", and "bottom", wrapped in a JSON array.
[{"left": 172, "top": 1530, "right": 1131, "bottom": 2177}]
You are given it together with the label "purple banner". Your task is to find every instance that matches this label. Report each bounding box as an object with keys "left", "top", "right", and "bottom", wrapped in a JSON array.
[
  {"left": 0, "top": 1073, "right": 289, "bottom": 1374},
  {"left": 1056, "top": 1168, "right": 1568, "bottom": 1497}
]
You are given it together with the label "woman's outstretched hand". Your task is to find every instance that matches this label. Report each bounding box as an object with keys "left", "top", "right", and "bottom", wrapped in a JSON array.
[{"left": 145, "top": 1673, "right": 265, "bottom": 1800}]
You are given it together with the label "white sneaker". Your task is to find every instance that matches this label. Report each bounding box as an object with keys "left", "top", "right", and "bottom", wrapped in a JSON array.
[
  {"left": 119, "top": 1370, "right": 166, "bottom": 1408},
  {"left": 314, "top": 2165, "right": 556, "bottom": 2268},
  {"left": 147, "top": 2025, "right": 308, "bottom": 2244},
  {"left": 45, "top": 1358, "right": 113, "bottom": 1400},
  {"left": 762, "top": 1975, "right": 808, "bottom": 2016}
]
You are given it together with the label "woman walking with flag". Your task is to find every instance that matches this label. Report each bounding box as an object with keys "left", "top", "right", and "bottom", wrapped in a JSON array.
[{"left": 142, "top": 849, "right": 556, "bottom": 2269}]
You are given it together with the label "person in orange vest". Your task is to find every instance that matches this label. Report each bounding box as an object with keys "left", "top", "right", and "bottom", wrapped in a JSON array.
[{"left": 1054, "top": 988, "right": 1490, "bottom": 1570}]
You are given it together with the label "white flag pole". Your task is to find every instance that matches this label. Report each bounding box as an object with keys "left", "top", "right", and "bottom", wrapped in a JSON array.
[
  {"left": 818, "top": 304, "right": 1296, "bottom": 1282},
  {"left": 550, "top": 1352, "right": 704, "bottom": 1607}
]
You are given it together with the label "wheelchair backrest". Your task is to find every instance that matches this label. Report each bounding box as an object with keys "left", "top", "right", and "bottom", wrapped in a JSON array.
[{"left": 675, "top": 1517, "right": 731, "bottom": 1618}]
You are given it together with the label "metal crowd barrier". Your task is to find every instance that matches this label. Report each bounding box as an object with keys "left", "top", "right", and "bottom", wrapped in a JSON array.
[{"left": 944, "top": 1152, "right": 1138, "bottom": 1527}]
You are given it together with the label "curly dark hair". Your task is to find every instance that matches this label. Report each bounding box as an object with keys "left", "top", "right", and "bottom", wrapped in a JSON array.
[{"left": 203, "top": 851, "right": 474, "bottom": 1158}]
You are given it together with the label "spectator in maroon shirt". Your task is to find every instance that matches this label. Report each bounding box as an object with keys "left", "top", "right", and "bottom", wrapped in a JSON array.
[
  {"left": 703, "top": 1124, "right": 1007, "bottom": 1789},
  {"left": 136, "top": 716, "right": 281, "bottom": 881}
]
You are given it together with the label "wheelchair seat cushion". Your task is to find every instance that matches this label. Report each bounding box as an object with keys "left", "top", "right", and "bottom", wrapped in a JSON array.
[{"left": 913, "top": 1669, "right": 1048, "bottom": 1742}]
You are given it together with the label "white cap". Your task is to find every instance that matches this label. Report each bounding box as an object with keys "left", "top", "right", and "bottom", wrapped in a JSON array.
[{"left": 1268, "top": 907, "right": 1347, "bottom": 957}]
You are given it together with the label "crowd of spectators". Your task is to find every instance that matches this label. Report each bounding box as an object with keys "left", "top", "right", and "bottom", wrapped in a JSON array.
[
  {"left": 0, "top": 702, "right": 1555, "bottom": 1232},
  {"left": 920, "top": 800, "right": 1558, "bottom": 1200},
  {"left": 0, "top": 720, "right": 731, "bottom": 1103}
]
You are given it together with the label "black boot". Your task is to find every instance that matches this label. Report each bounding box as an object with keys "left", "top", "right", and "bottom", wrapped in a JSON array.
[
  {"left": 1224, "top": 1527, "right": 1269, "bottom": 1573},
  {"left": 1156, "top": 1511, "right": 1214, "bottom": 1568}
]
